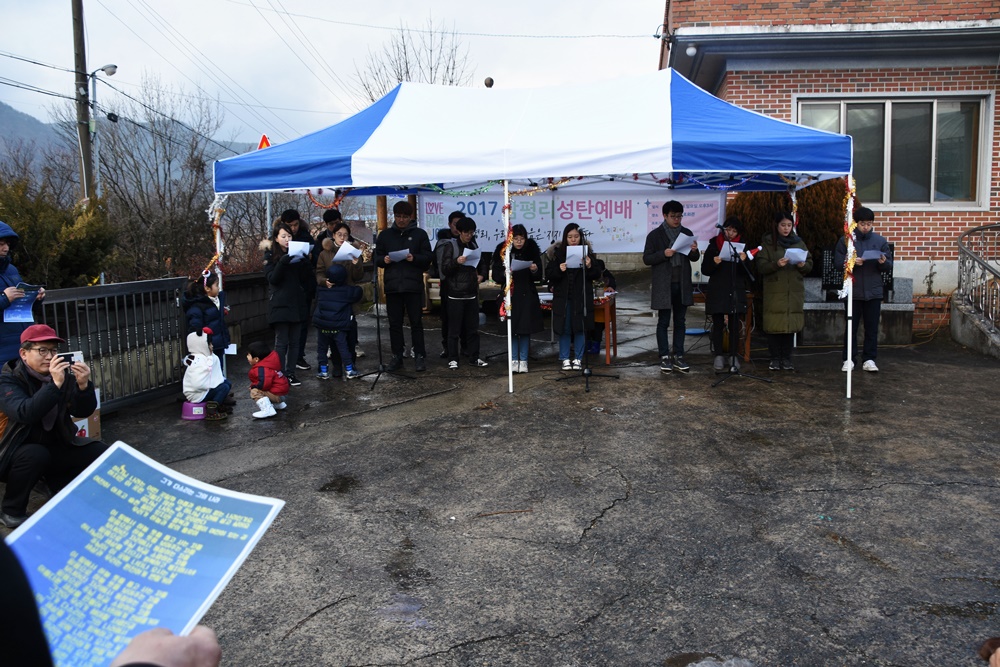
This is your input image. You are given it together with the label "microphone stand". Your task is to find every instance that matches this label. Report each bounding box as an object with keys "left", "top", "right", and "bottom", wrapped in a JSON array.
[
  {"left": 557, "top": 251, "right": 619, "bottom": 392},
  {"left": 358, "top": 262, "right": 413, "bottom": 391},
  {"left": 712, "top": 234, "right": 771, "bottom": 388}
]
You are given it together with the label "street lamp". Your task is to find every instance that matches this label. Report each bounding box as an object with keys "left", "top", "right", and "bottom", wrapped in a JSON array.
[{"left": 89, "top": 64, "right": 117, "bottom": 198}]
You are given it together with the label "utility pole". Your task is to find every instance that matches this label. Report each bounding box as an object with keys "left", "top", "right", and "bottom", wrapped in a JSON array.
[{"left": 72, "top": 0, "right": 93, "bottom": 201}]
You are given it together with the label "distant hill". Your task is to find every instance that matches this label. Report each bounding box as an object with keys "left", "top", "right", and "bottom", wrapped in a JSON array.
[
  {"left": 0, "top": 101, "right": 254, "bottom": 170},
  {"left": 0, "top": 101, "right": 59, "bottom": 154}
]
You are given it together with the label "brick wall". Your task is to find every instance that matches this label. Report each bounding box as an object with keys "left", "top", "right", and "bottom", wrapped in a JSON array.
[
  {"left": 671, "top": 0, "right": 1000, "bottom": 26},
  {"left": 913, "top": 294, "right": 952, "bottom": 331},
  {"left": 721, "top": 66, "right": 1000, "bottom": 264}
]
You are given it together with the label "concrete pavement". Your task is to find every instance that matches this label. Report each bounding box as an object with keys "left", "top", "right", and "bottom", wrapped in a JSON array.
[{"left": 6, "top": 273, "right": 999, "bottom": 666}]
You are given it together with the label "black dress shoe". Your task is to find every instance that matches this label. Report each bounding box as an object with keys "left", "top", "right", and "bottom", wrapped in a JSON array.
[
  {"left": 387, "top": 356, "right": 403, "bottom": 372},
  {"left": 1, "top": 512, "right": 28, "bottom": 529}
]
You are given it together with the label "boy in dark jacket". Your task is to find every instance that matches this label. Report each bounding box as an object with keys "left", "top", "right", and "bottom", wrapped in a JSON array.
[
  {"left": 313, "top": 264, "right": 363, "bottom": 379},
  {"left": 246, "top": 340, "right": 290, "bottom": 419},
  {"left": 439, "top": 217, "right": 488, "bottom": 369},
  {"left": 834, "top": 206, "right": 893, "bottom": 372}
]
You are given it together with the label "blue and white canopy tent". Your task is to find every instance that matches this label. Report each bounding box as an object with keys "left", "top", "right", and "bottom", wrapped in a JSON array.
[{"left": 213, "top": 68, "right": 858, "bottom": 394}]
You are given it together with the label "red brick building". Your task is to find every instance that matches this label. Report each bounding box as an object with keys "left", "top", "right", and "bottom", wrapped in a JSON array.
[{"left": 659, "top": 1, "right": 1000, "bottom": 295}]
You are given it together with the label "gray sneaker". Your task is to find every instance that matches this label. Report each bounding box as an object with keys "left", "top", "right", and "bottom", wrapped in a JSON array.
[
  {"left": 714, "top": 355, "right": 725, "bottom": 372},
  {"left": 659, "top": 356, "right": 672, "bottom": 374}
]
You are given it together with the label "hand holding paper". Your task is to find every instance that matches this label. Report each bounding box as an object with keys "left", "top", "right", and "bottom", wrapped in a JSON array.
[
  {"left": 333, "top": 243, "right": 361, "bottom": 262},
  {"left": 565, "top": 246, "right": 586, "bottom": 269},
  {"left": 387, "top": 249, "right": 410, "bottom": 263},
  {"left": 461, "top": 247, "right": 482, "bottom": 267},
  {"left": 719, "top": 242, "right": 746, "bottom": 262},
  {"left": 671, "top": 233, "right": 696, "bottom": 256},
  {"left": 3, "top": 282, "right": 42, "bottom": 323},
  {"left": 288, "top": 241, "right": 311, "bottom": 263},
  {"left": 784, "top": 247, "right": 808, "bottom": 264}
]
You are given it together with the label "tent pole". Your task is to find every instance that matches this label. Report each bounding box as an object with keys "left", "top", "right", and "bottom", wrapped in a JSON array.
[
  {"left": 846, "top": 283, "right": 853, "bottom": 399},
  {"left": 504, "top": 179, "right": 514, "bottom": 393},
  {"left": 844, "top": 175, "right": 856, "bottom": 400}
]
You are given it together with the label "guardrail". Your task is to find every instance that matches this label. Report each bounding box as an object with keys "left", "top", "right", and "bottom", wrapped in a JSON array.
[
  {"left": 37, "top": 278, "right": 189, "bottom": 412},
  {"left": 957, "top": 223, "right": 1000, "bottom": 333}
]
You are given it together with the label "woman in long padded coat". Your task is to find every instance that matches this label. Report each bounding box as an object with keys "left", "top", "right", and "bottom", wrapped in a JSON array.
[
  {"left": 701, "top": 216, "right": 752, "bottom": 371},
  {"left": 262, "top": 222, "right": 310, "bottom": 384},
  {"left": 491, "top": 224, "right": 543, "bottom": 373},
  {"left": 545, "top": 223, "right": 604, "bottom": 371},
  {"left": 756, "top": 211, "right": 813, "bottom": 371}
]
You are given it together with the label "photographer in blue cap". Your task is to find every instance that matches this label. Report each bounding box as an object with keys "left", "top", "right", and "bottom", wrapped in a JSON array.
[{"left": 0, "top": 323, "right": 108, "bottom": 528}]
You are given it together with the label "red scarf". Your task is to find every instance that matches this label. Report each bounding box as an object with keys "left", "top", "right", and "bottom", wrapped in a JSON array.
[{"left": 714, "top": 232, "right": 741, "bottom": 251}]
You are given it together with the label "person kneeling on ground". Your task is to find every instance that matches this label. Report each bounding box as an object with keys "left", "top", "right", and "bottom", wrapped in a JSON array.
[
  {"left": 182, "top": 328, "right": 233, "bottom": 421},
  {"left": 247, "top": 340, "right": 290, "bottom": 419},
  {"left": 0, "top": 324, "right": 109, "bottom": 528}
]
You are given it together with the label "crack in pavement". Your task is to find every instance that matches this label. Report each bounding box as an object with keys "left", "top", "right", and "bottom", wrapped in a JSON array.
[
  {"left": 281, "top": 594, "right": 357, "bottom": 640},
  {"left": 580, "top": 467, "right": 632, "bottom": 543}
]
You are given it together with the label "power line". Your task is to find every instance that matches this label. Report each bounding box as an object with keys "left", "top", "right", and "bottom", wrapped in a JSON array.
[
  {"left": 98, "top": 79, "right": 240, "bottom": 156},
  {"left": 220, "top": 1, "right": 649, "bottom": 39},
  {"left": 0, "top": 51, "right": 77, "bottom": 74},
  {"left": 131, "top": 0, "right": 302, "bottom": 138},
  {"left": 243, "top": 0, "right": 355, "bottom": 110},
  {"left": 265, "top": 0, "right": 356, "bottom": 103},
  {"left": 91, "top": 0, "right": 298, "bottom": 140},
  {"left": 0, "top": 50, "right": 350, "bottom": 118},
  {"left": 125, "top": 0, "right": 297, "bottom": 138},
  {"left": 0, "top": 77, "right": 77, "bottom": 102}
]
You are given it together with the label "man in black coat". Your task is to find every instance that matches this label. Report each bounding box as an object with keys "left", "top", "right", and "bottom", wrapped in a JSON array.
[
  {"left": 281, "top": 209, "right": 317, "bottom": 372},
  {"left": 0, "top": 324, "right": 108, "bottom": 528},
  {"left": 374, "top": 201, "right": 433, "bottom": 372}
]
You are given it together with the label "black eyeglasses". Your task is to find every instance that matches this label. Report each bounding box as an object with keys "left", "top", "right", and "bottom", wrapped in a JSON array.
[{"left": 28, "top": 347, "right": 59, "bottom": 358}]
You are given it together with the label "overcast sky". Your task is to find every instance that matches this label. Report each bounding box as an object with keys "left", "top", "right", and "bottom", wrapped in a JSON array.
[{"left": 2, "top": 0, "right": 666, "bottom": 144}]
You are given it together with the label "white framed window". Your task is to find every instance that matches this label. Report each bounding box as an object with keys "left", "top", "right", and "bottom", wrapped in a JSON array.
[{"left": 798, "top": 96, "right": 990, "bottom": 208}]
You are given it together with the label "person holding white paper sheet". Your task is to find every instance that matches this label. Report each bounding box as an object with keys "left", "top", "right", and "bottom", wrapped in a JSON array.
[
  {"left": 374, "top": 201, "right": 433, "bottom": 372},
  {"left": 0, "top": 221, "right": 45, "bottom": 366},
  {"left": 440, "top": 217, "right": 488, "bottom": 369},
  {"left": 642, "top": 201, "right": 700, "bottom": 374},
  {"left": 701, "top": 216, "right": 751, "bottom": 372},
  {"left": 492, "top": 224, "right": 544, "bottom": 373},
  {"left": 834, "top": 206, "right": 892, "bottom": 372},
  {"left": 262, "top": 222, "right": 310, "bottom": 386},
  {"left": 0, "top": 324, "right": 108, "bottom": 528},
  {"left": 315, "top": 221, "right": 365, "bottom": 376},
  {"left": 756, "top": 211, "right": 812, "bottom": 371},
  {"left": 279, "top": 210, "right": 318, "bottom": 373},
  {"left": 546, "top": 223, "right": 603, "bottom": 370}
]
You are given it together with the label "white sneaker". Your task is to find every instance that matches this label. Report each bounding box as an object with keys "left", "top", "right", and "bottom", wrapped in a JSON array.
[
  {"left": 842, "top": 360, "right": 854, "bottom": 372},
  {"left": 561, "top": 359, "right": 572, "bottom": 371},
  {"left": 252, "top": 397, "right": 276, "bottom": 419},
  {"left": 274, "top": 400, "right": 287, "bottom": 410},
  {"left": 511, "top": 360, "right": 521, "bottom": 373},
  {"left": 572, "top": 359, "right": 582, "bottom": 370},
  {"left": 520, "top": 360, "right": 528, "bottom": 373},
  {"left": 448, "top": 360, "right": 459, "bottom": 370},
  {"left": 355, "top": 346, "right": 365, "bottom": 358},
  {"left": 475, "top": 358, "right": 489, "bottom": 367},
  {"left": 862, "top": 360, "right": 879, "bottom": 372}
]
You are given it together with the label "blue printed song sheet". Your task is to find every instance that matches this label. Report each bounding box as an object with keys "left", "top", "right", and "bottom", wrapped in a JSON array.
[
  {"left": 3, "top": 281, "right": 42, "bottom": 322},
  {"left": 6, "top": 441, "right": 284, "bottom": 667}
]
